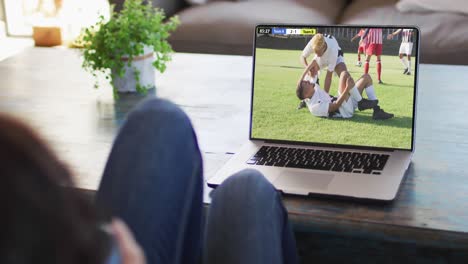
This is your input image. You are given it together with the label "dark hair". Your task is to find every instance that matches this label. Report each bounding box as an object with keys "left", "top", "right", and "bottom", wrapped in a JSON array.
[
  {"left": 0, "top": 114, "right": 110, "bottom": 264},
  {"left": 296, "top": 81, "right": 306, "bottom": 100}
]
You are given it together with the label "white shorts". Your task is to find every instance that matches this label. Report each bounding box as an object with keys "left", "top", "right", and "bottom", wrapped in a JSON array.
[
  {"left": 336, "top": 90, "right": 358, "bottom": 118},
  {"left": 399, "top": 42, "right": 413, "bottom": 55},
  {"left": 336, "top": 55, "right": 345, "bottom": 67}
]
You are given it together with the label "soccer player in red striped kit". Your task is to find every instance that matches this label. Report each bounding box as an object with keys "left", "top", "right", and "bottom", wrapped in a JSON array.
[
  {"left": 360, "top": 28, "right": 384, "bottom": 84},
  {"left": 350, "top": 28, "right": 367, "bottom": 67}
]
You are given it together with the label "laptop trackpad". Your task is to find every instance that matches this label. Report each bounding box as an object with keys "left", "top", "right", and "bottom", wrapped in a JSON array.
[{"left": 275, "top": 170, "right": 334, "bottom": 191}]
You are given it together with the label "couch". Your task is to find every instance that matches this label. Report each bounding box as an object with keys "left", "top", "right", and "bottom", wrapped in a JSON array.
[{"left": 155, "top": 0, "right": 468, "bottom": 65}]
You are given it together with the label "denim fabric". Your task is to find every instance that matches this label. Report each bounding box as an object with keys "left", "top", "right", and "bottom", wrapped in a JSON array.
[
  {"left": 204, "top": 169, "right": 298, "bottom": 264},
  {"left": 96, "top": 98, "right": 298, "bottom": 264}
]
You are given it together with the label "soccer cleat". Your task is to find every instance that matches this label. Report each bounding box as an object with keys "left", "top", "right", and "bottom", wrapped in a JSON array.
[
  {"left": 378, "top": 80, "right": 383, "bottom": 84},
  {"left": 403, "top": 68, "right": 409, "bottom": 74},
  {"left": 358, "top": 98, "right": 379, "bottom": 111},
  {"left": 296, "top": 100, "right": 307, "bottom": 110},
  {"left": 356, "top": 61, "right": 362, "bottom": 67},
  {"left": 373, "top": 106, "right": 394, "bottom": 120},
  {"left": 406, "top": 71, "right": 411, "bottom": 75}
]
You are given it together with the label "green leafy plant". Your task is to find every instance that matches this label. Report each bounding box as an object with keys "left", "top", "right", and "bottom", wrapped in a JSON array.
[{"left": 80, "top": 0, "right": 180, "bottom": 96}]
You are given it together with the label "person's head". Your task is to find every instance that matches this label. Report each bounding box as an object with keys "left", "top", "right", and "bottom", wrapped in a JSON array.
[
  {"left": 311, "top": 33, "right": 327, "bottom": 57},
  {"left": 0, "top": 114, "right": 110, "bottom": 264},
  {"left": 296, "top": 80, "right": 315, "bottom": 100}
]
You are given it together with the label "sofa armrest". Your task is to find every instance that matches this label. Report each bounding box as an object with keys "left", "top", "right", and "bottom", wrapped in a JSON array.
[{"left": 109, "top": 0, "right": 187, "bottom": 17}]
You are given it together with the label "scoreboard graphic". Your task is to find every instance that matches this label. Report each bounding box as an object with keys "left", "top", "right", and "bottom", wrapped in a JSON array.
[{"left": 257, "top": 27, "right": 317, "bottom": 35}]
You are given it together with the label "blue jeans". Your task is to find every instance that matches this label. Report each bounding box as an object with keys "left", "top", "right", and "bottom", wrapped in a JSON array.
[{"left": 96, "top": 98, "right": 298, "bottom": 264}]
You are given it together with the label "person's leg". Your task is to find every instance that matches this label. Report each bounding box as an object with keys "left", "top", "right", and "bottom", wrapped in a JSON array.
[
  {"left": 356, "top": 74, "right": 378, "bottom": 101},
  {"left": 204, "top": 169, "right": 298, "bottom": 264},
  {"left": 334, "top": 61, "right": 348, "bottom": 78},
  {"left": 337, "top": 70, "right": 353, "bottom": 100},
  {"left": 355, "top": 73, "right": 372, "bottom": 94},
  {"left": 407, "top": 54, "right": 412, "bottom": 74},
  {"left": 364, "top": 54, "right": 371, "bottom": 74},
  {"left": 96, "top": 98, "right": 204, "bottom": 264},
  {"left": 407, "top": 42, "right": 414, "bottom": 75},
  {"left": 399, "top": 42, "right": 408, "bottom": 72},
  {"left": 357, "top": 47, "right": 362, "bottom": 65},
  {"left": 399, "top": 52, "right": 408, "bottom": 72},
  {"left": 376, "top": 55, "right": 382, "bottom": 82},
  {"left": 341, "top": 71, "right": 378, "bottom": 110}
]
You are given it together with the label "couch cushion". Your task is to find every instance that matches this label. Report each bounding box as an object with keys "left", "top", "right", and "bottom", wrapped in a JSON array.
[
  {"left": 396, "top": 0, "right": 468, "bottom": 15},
  {"left": 186, "top": 0, "right": 232, "bottom": 6},
  {"left": 170, "top": 0, "right": 347, "bottom": 55},
  {"left": 340, "top": 0, "right": 468, "bottom": 65}
]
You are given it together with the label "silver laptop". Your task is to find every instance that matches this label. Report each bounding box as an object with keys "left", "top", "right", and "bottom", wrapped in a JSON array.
[{"left": 208, "top": 25, "right": 419, "bottom": 201}]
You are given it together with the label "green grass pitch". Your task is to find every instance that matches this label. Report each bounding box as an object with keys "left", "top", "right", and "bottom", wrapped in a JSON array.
[{"left": 251, "top": 48, "right": 415, "bottom": 149}]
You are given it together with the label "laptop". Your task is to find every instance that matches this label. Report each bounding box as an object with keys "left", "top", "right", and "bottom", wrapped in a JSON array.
[{"left": 208, "top": 25, "right": 419, "bottom": 201}]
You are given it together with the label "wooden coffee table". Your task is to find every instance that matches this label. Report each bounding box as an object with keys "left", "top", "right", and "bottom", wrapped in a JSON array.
[{"left": 1, "top": 47, "right": 468, "bottom": 261}]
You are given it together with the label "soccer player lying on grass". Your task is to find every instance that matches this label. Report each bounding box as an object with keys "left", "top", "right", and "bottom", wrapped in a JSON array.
[
  {"left": 300, "top": 33, "right": 348, "bottom": 94},
  {"left": 296, "top": 60, "right": 394, "bottom": 120}
]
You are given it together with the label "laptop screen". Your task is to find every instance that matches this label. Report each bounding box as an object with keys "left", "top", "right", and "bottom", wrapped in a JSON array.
[{"left": 251, "top": 25, "right": 418, "bottom": 151}]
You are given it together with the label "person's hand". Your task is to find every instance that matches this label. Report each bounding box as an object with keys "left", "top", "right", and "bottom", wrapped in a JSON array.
[
  {"left": 387, "top": 34, "right": 394, "bottom": 40},
  {"left": 308, "top": 61, "right": 319, "bottom": 77},
  {"left": 111, "top": 218, "right": 146, "bottom": 264}
]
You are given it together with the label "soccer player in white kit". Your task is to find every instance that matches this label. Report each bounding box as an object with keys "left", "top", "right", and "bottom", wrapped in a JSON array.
[
  {"left": 296, "top": 59, "right": 393, "bottom": 120},
  {"left": 300, "top": 33, "right": 347, "bottom": 94},
  {"left": 387, "top": 28, "right": 414, "bottom": 75}
]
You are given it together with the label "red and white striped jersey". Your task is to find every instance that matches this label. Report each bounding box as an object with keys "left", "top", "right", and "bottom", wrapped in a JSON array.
[
  {"left": 402, "top": 29, "right": 414, "bottom": 43},
  {"left": 365, "top": 28, "right": 383, "bottom": 44}
]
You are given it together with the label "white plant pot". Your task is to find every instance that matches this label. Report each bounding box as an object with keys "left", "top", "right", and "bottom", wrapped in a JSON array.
[{"left": 112, "top": 45, "right": 156, "bottom": 93}]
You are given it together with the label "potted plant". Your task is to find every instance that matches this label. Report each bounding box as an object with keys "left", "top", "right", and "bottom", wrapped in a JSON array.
[{"left": 80, "top": 0, "right": 179, "bottom": 98}]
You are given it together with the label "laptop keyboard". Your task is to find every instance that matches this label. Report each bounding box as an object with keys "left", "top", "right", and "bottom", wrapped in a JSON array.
[{"left": 247, "top": 146, "right": 389, "bottom": 174}]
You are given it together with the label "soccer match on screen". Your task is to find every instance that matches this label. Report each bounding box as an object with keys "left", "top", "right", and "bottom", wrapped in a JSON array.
[{"left": 251, "top": 26, "right": 417, "bottom": 149}]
